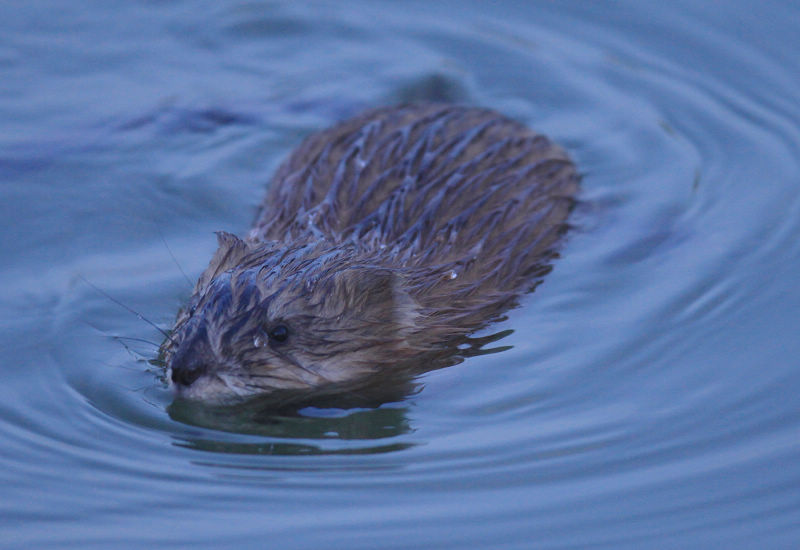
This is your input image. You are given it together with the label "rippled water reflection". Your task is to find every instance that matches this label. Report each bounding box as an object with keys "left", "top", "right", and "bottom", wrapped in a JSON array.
[{"left": 2, "top": 1, "right": 800, "bottom": 548}]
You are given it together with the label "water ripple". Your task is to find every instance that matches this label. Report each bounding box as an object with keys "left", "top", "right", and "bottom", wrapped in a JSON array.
[{"left": 2, "top": 1, "right": 799, "bottom": 548}]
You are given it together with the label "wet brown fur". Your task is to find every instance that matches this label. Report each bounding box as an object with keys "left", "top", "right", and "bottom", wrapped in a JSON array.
[{"left": 162, "top": 104, "right": 578, "bottom": 403}]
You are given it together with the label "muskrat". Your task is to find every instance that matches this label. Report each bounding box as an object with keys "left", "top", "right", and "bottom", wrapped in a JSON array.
[{"left": 162, "top": 104, "right": 578, "bottom": 403}]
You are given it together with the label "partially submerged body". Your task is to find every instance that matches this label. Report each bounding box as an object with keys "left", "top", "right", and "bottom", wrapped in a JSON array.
[{"left": 162, "top": 104, "right": 578, "bottom": 403}]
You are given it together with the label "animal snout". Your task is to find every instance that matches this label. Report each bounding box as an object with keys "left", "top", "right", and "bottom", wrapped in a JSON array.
[
  {"left": 170, "top": 359, "right": 205, "bottom": 387},
  {"left": 169, "top": 326, "right": 212, "bottom": 387}
]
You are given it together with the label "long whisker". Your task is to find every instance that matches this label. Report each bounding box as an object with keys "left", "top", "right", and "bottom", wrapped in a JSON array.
[
  {"left": 112, "top": 336, "right": 161, "bottom": 348},
  {"left": 107, "top": 335, "right": 148, "bottom": 362},
  {"left": 81, "top": 321, "right": 161, "bottom": 358},
  {"left": 158, "top": 229, "right": 193, "bottom": 289},
  {"left": 272, "top": 348, "right": 334, "bottom": 384},
  {"left": 247, "top": 373, "right": 304, "bottom": 384},
  {"left": 80, "top": 276, "right": 174, "bottom": 343}
]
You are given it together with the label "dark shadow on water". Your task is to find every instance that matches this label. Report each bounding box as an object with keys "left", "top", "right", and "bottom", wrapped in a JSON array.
[
  {"left": 166, "top": 330, "right": 514, "bottom": 455},
  {"left": 393, "top": 71, "right": 471, "bottom": 104},
  {"left": 170, "top": 402, "right": 416, "bottom": 456}
]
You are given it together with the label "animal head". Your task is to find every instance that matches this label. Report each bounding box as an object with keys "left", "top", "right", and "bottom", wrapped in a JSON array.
[{"left": 161, "top": 233, "right": 422, "bottom": 403}]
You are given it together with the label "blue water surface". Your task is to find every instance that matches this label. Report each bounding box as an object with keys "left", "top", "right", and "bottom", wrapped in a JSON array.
[{"left": 2, "top": 1, "right": 800, "bottom": 548}]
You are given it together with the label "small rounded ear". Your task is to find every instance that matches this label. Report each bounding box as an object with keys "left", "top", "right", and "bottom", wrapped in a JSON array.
[{"left": 195, "top": 232, "right": 251, "bottom": 291}]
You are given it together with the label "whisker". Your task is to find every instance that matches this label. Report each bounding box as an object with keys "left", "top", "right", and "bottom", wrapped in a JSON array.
[
  {"left": 108, "top": 337, "right": 148, "bottom": 362},
  {"left": 281, "top": 351, "right": 333, "bottom": 384},
  {"left": 112, "top": 335, "right": 161, "bottom": 348},
  {"left": 81, "top": 320, "right": 160, "bottom": 359},
  {"left": 157, "top": 229, "right": 194, "bottom": 289},
  {"left": 247, "top": 373, "right": 303, "bottom": 384},
  {"left": 116, "top": 359, "right": 149, "bottom": 369},
  {"left": 80, "top": 276, "right": 175, "bottom": 344}
]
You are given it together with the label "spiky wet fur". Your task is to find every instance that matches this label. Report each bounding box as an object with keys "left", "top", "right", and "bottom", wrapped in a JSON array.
[{"left": 162, "top": 104, "right": 579, "bottom": 403}]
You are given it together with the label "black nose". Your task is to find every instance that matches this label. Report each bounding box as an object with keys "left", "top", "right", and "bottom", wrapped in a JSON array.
[
  {"left": 171, "top": 360, "right": 204, "bottom": 387},
  {"left": 169, "top": 325, "right": 211, "bottom": 387}
]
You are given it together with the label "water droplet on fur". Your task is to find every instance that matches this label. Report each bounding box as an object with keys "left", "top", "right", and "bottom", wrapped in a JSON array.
[
  {"left": 253, "top": 335, "right": 264, "bottom": 348},
  {"left": 447, "top": 270, "right": 458, "bottom": 280}
]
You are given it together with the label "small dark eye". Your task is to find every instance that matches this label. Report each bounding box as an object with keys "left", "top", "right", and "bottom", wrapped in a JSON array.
[{"left": 268, "top": 324, "right": 289, "bottom": 343}]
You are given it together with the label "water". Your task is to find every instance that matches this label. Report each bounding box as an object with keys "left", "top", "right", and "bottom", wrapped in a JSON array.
[{"left": 2, "top": 1, "right": 800, "bottom": 548}]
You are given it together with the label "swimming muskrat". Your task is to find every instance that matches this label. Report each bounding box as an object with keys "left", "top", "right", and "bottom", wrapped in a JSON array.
[{"left": 162, "top": 104, "right": 578, "bottom": 403}]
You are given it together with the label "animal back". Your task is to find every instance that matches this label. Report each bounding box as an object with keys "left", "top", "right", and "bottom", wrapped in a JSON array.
[{"left": 251, "top": 104, "right": 578, "bottom": 277}]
